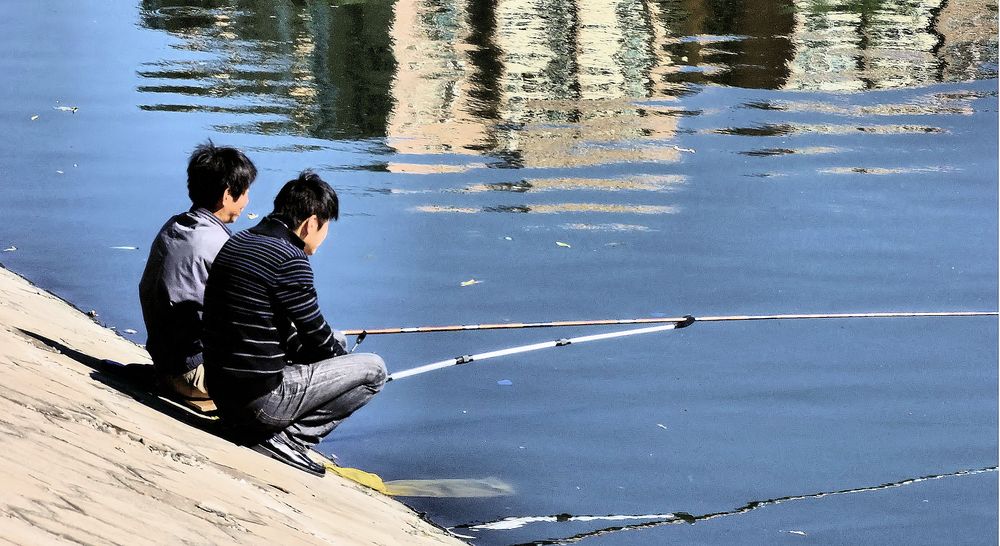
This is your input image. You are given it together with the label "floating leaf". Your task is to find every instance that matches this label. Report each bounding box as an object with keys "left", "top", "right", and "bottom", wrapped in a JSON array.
[
  {"left": 460, "top": 279, "right": 482, "bottom": 287},
  {"left": 555, "top": 241, "right": 571, "bottom": 248}
]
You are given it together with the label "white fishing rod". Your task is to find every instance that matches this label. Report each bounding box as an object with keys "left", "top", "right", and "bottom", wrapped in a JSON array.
[
  {"left": 387, "top": 316, "right": 695, "bottom": 381},
  {"left": 383, "top": 311, "right": 996, "bottom": 381}
]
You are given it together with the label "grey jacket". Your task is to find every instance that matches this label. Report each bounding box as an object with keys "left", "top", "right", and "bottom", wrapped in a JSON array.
[{"left": 139, "top": 207, "right": 231, "bottom": 377}]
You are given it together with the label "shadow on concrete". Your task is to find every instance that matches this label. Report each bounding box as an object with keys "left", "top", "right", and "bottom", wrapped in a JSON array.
[{"left": 16, "top": 328, "right": 235, "bottom": 440}]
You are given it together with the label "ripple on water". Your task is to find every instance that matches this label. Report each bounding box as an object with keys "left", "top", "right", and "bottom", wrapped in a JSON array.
[
  {"left": 413, "top": 203, "right": 678, "bottom": 215},
  {"left": 739, "top": 146, "right": 841, "bottom": 157},
  {"left": 560, "top": 223, "right": 656, "bottom": 232},
  {"left": 713, "top": 123, "right": 946, "bottom": 136},
  {"left": 818, "top": 166, "right": 958, "bottom": 176},
  {"left": 461, "top": 175, "right": 685, "bottom": 194}
]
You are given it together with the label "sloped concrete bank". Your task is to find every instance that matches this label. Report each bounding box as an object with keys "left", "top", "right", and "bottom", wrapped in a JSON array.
[{"left": 0, "top": 265, "right": 464, "bottom": 545}]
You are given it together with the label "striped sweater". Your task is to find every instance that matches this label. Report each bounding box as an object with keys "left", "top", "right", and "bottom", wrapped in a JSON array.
[{"left": 203, "top": 216, "right": 344, "bottom": 403}]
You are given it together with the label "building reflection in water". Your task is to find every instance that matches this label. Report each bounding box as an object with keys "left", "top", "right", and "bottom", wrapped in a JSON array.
[
  {"left": 139, "top": 0, "right": 396, "bottom": 139},
  {"left": 386, "top": 0, "right": 686, "bottom": 170},
  {"left": 137, "top": 0, "right": 997, "bottom": 160},
  {"left": 785, "top": 0, "right": 998, "bottom": 91}
]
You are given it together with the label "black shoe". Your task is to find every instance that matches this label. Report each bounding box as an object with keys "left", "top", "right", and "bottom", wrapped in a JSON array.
[{"left": 249, "top": 434, "right": 326, "bottom": 477}]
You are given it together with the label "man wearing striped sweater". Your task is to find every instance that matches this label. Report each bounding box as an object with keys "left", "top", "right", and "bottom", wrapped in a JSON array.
[{"left": 203, "top": 171, "right": 386, "bottom": 476}]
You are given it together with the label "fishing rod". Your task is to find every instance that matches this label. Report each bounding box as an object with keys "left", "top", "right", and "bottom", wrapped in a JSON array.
[
  {"left": 346, "top": 311, "right": 997, "bottom": 337},
  {"left": 388, "top": 316, "right": 695, "bottom": 381},
  {"left": 380, "top": 311, "right": 996, "bottom": 381}
]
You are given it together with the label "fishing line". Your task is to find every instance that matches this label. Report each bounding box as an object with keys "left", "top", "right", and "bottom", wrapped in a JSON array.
[{"left": 454, "top": 465, "right": 998, "bottom": 543}]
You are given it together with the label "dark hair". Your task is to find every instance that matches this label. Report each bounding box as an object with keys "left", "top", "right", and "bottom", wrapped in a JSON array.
[
  {"left": 272, "top": 170, "right": 339, "bottom": 229},
  {"left": 186, "top": 140, "right": 257, "bottom": 208}
]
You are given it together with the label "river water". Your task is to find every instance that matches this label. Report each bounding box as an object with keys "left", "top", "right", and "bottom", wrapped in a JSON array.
[{"left": 1, "top": 1, "right": 997, "bottom": 544}]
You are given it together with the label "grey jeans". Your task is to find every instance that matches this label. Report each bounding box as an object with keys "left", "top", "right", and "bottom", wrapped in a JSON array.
[{"left": 248, "top": 353, "right": 387, "bottom": 448}]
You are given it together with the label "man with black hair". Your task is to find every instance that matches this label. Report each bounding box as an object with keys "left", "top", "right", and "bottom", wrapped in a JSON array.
[
  {"left": 203, "top": 170, "right": 386, "bottom": 476},
  {"left": 139, "top": 141, "right": 256, "bottom": 403}
]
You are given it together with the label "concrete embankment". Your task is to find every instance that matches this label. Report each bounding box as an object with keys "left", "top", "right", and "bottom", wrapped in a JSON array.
[{"left": 0, "top": 265, "right": 464, "bottom": 545}]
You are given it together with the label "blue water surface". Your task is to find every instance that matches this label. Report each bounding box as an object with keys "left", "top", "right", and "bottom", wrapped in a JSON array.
[{"left": 0, "top": 1, "right": 996, "bottom": 544}]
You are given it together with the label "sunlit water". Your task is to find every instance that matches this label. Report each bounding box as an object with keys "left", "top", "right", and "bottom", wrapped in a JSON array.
[{"left": 1, "top": 1, "right": 997, "bottom": 544}]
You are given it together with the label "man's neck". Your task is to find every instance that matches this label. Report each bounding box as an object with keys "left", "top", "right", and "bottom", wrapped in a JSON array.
[{"left": 211, "top": 208, "right": 231, "bottom": 224}]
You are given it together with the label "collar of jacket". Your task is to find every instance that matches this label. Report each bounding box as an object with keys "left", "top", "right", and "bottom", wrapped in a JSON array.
[
  {"left": 249, "top": 215, "right": 306, "bottom": 250},
  {"left": 189, "top": 206, "right": 233, "bottom": 236}
]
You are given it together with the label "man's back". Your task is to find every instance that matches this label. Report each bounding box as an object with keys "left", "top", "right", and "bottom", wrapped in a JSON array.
[
  {"left": 203, "top": 216, "right": 341, "bottom": 406},
  {"left": 200, "top": 170, "right": 385, "bottom": 477},
  {"left": 139, "top": 207, "right": 231, "bottom": 378}
]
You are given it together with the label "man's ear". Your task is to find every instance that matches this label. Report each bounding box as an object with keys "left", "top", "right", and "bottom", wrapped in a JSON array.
[
  {"left": 305, "top": 214, "right": 320, "bottom": 235},
  {"left": 213, "top": 191, "right": 228, "bottom": 211},
  {"left": 217, "top": 189, "right": 242, "bottom": 211}
]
